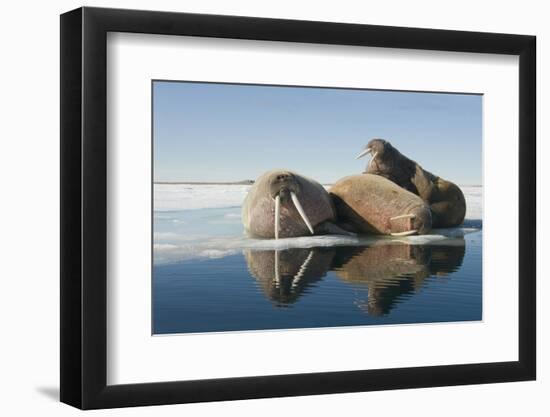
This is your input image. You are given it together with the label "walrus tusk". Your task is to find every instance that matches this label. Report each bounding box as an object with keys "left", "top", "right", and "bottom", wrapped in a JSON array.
[
  {"left": 356, "top": 148, "right": 372, "bottom": 159},
  {"left": 274, "top": 250, "right": 280, "bottom": 286},
  {"left": 390, "top": 214, "right": 416, "bottom": 221},
  {"left": 290, "top": 191, "right": 314, "bottom": 235},
  {"left": 274, "top": 194, "right": 280, "bottom": 239},
  {"left": 368, "top": 151, "right": 378, "bottom": 168},
  {"left": 390, "top": 230, "right": 419, "bottom": 236},
  {"left": 291, "top": 251, "right": 314, "bottom": 288}
]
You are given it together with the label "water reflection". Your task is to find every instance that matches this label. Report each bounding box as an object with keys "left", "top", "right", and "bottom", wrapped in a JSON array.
[
  {"left": 244, "top": 240, "right": 465, "bottom": 314},
  {"left": 245, "top": 248, "right": 335, "bottom": 306},
  {"left": 429, "top": 243, "right": 466, "bottom": 276},
  {"left": 334, "top": 242, "right": 464, "bottom": 316}
]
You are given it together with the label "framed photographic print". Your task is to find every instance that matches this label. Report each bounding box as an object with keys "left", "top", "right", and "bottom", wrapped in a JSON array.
[{"left": 60, "top": 6, "right": 536, "bottom": 409}]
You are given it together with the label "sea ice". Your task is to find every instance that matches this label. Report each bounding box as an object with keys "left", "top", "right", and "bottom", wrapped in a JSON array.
[{"left": 154, "top": 184, "right": 250, "bottom": 211}]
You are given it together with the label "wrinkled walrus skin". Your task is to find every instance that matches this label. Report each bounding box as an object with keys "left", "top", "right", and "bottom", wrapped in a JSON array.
[
  {"left": 330, "top": 174, "right": 432, "bottom": 236},
  {"left": 242, "top": 170, "right": 338, "bottom": 239},
  {"left": 359, "top": 139, "right": 466, "bottom": 228}
]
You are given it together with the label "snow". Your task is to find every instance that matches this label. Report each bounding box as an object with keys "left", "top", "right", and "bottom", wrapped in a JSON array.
[
  {"left": 461, "top": 186, "right": 482, "bottom": 221},
  {"left": 154, "top": 184, "right": 250, "bottom": 211},
  {"left": 153, "top": 183, "right": 482, "bottom": 264}
]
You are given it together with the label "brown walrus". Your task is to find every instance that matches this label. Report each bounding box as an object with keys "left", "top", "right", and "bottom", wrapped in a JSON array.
[
  {"left": 242, "top": 170, "right": 351, "bottom": 239},
  {"left": 356, "top": 139, "right": 466, "bottom": 228},
  {"left": 329, "top": 174, "right": 432, "bottom": 236}
]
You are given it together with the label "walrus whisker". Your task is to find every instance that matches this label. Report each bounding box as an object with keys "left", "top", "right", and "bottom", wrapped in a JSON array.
[
  {"left": 290, "top": 192, "right": 314, "bottom": 235},
  {"left": 291, "top": 251, "right": 315, "bottom": 288},
  {"left": 274, "top": 194, "right": 280, "bottom": 240},
  {"left": 390, "top": 214, "right": 416, "bottom": 221},
  {"left": 356, "top": 148, "right": 372, "bottom": 159},
  {"left": 390, "top": 230, "right": 418, "bottom": 237}
]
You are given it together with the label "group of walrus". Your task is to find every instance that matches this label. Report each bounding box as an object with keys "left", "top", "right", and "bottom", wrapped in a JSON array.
[{"left": 242, "top": 139, "right": 466, "bottom": 239}]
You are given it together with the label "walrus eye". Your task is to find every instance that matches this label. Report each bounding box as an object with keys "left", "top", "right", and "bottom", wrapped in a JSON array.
[{"left": 355, "top": 147, "right": 372, "bottom": 160}]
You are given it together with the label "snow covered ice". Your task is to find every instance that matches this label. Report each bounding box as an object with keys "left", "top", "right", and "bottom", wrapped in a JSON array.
[{"left": 154, "top": 183, "right": 250, "bottom": 211}]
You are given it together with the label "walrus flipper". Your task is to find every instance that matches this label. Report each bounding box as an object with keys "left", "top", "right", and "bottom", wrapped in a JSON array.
[{"left": 315, "top": 221, "right": 357, "bottom": 237}]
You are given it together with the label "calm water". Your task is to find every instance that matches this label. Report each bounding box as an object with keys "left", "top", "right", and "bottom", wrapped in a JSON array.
[{"left": 153, "top": 203, "right": 482, "bottom": 334}]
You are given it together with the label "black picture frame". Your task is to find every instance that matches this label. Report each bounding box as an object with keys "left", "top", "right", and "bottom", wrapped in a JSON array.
[{"left": 60, "top": 6, "right": 536, "bottom": 410}]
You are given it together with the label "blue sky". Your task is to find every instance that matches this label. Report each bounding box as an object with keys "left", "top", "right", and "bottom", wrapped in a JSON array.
[{"left": 153, "top": 81, "right": 482, "bottom": 185}]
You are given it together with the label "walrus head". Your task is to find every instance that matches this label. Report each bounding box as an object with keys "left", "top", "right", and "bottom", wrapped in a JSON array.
[
  {"left": 356, "top": 138, "right": 403, "bottom": 175},
  {"left": 268, "top": 171, "right": 301, "bottom": 200},
  {"left": 268, "top": 171, "right": 314, "bottom": 239},
  {"left": 356, "top": 138, "right": 393, "bottom": 161}
]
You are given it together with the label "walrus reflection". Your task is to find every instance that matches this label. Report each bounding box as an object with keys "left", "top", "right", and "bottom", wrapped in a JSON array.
[
  {"left": 245, "top": 248, "right": 334, "bottom": 305},
  {"left": 334, "top": 241, "right": 465, "bottom": 316},
  {"left": 429, "top": 240, "right": 466, "bottom": 276},
  {"left": 335, "top": 244, "right": 430, "bottom": 316},
  {"left": 357, "top": 139, "right": 466, "bottom": 228}
]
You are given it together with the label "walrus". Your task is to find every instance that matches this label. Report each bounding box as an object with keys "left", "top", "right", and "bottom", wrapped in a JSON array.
[
  {"left": 356, "top": 138, "right": 466, "bottom": 228},
  {"left": 329, "top": 174, "right": 432, "bottom": 236},
  {"left": 245, "top": 248, "right": 334, "bottom": 305},
  {"left": 242, "top": 170, "right": 351, "bottom": 239}
]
